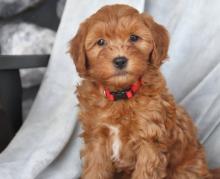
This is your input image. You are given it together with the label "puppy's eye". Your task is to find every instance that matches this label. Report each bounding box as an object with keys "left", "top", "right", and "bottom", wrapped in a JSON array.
[
  {"left": 97, "top": 39, "right": 106, "bottom": 46},
  {"left": 129, "top": 34, "right": 139, "bottom": 42}
]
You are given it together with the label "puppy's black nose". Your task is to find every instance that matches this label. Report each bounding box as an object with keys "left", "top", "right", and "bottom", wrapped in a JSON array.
[{"left": 113, "top": 57, "right": 128, "bottom": 69}]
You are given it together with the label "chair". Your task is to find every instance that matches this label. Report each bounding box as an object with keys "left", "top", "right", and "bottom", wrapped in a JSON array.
[{"left": 0, "top": 55, "right": 49, "bottom": 151}]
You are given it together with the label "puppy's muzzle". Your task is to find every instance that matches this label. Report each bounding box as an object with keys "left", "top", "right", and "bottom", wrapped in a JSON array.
[{"left": 113, "top": 56, "right": 128, "bottom": 69}]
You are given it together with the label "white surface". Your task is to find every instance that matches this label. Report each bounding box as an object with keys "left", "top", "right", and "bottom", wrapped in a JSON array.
[{"left": 0, "top": 22, "right": 55, "bottom": 55}]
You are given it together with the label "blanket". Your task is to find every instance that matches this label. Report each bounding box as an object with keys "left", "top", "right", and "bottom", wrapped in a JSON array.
[{"left": 145, "top": 0, "right": 220, "bottom": 168}]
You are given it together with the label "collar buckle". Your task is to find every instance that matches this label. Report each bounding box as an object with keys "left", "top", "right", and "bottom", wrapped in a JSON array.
[
  {"left": 104, "top": 79, "right": 141, "bottom": 101},
  {"left": 111, "top": 89, "right": 131, "bottom": 100}
]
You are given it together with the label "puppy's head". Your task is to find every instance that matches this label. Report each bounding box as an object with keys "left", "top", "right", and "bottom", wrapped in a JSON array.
[{"left": 69, "top": 4, "right": 169, "bottom": 88}]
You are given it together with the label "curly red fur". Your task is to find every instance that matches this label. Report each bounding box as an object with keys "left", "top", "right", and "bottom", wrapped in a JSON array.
[{"left": 69, "top": 4, "right": 215, "bottom": 179}]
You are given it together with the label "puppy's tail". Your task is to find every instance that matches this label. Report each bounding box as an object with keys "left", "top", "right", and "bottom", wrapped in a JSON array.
[{"left": 210, "top": 168, "right": 220, "bottom": 179}]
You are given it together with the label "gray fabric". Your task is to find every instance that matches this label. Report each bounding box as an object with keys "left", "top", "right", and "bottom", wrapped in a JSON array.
[
  {"left": 0, "top": 1, "right": 145, "bottom": 179},
  {"left": 145, "top": 0, "right": 220, "bottom": 168}
]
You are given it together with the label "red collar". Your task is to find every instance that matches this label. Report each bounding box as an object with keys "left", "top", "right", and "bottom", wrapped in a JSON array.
[{"left": 103, "top": 79, "right": 141, "bottom": 101}]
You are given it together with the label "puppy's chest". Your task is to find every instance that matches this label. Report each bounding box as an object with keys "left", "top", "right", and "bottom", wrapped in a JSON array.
[
  {"left": 83, "top": 104, "right": 136, "bottom": 155},
  {"left": 80, "top": 90, "right": 170, "bottom": 162},
  {"left": 85, "top": 103, "right": 166, "bottom": 167}
]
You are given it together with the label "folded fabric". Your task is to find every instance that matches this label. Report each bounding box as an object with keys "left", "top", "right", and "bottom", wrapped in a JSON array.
[{"left": 146, "top": 0, "right": 220, "bottom": 168}]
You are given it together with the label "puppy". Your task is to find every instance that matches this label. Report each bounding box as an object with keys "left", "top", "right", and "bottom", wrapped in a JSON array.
[{"left": 69, "top": 4, "right": 213, "bottom": 179}]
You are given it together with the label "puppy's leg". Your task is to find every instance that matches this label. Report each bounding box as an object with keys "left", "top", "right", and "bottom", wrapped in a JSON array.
[
  {"left": 114, "top": 172, "right": 131, "bottom": 179},
  {"left": 168, "top": 149, "right": 212, "bottom": 179},
  {"left": 81, "top": 134, "right": 113, "bottom": 179},
  {"left": 131, "top": 142, "right": 167, "bottom": 179}
]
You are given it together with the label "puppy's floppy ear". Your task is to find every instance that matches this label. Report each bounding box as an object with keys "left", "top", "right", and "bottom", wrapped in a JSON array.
[
  {"left": 141, "top": 13, "right": 169, "bottom": 66},
  {"left": 69, "top": 22, "right": 88, "bottom": 77}
]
